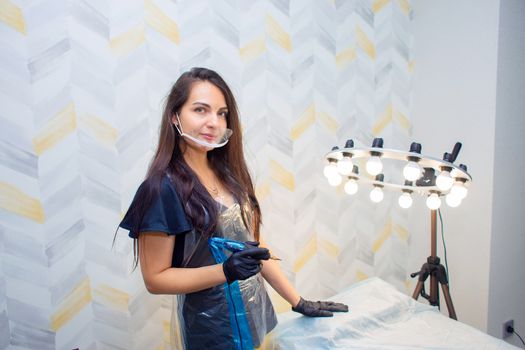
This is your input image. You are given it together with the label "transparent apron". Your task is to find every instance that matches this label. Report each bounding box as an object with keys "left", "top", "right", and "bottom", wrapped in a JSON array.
[{"left": 170, "top": 203, "right": 277, "bottom": 350}]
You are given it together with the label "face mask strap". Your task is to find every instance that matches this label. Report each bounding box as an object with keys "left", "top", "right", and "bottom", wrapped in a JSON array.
[
  {"left": 173, "top": 112, "right": 231, "bottom": 149},
  {"left": 174, "top": 113, "right": 184, "bottom": 135}
]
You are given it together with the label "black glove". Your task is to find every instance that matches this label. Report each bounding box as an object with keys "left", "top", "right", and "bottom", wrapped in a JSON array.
[
  {"left": 244, "top": 241, "right": 261, "bottom": 248},
  {"left": 292, "top": 297, "right": 349, "bottom": 317},
  {"left": 222, "top": 245, "right": 270, "bottom": 284}
]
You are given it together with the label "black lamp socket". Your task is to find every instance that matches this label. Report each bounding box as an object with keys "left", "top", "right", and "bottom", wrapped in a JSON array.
[
  {"left": 409, "top": 142, "right": 422, "bottom": 154},
  {"left": 372, "top": 138, "right": 384, "bottom": 148},
  {"left": 450, "top": 142, "right": 462, "bottom": 162},
  {"left": 403, "top": 180, "right": 414, "bottom": 193}
]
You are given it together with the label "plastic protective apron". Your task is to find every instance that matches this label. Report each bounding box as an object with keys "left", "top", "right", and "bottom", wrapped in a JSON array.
[
  {"left": 208, "top": 237, "right": 254, "bottom": 350},
  {"left": 169, "top": 202, "right": 277, "bottom": 350}
]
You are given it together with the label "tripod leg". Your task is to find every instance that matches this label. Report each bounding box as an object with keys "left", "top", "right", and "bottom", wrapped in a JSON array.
[
  {"left": 429, "top": 274, "right": 439, "bottom": 307},
  {"left": 412, "top": 263, "right": 431, "bottom": 300},
  {"left": 440, "top": 283, "right": 457, "bottom": 320},
  {"left": 412, "top": 281, "right": 424, "bottom": 300}
]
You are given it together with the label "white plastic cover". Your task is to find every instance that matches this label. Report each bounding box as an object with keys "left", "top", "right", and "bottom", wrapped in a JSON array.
[{"left": 267, "top": 278, "right": 519, "bottom": 350}]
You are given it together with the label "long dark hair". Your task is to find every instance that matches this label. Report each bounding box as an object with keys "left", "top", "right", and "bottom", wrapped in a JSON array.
[{"left": 124, "top": 67, "right": 261, "bottom": 267}]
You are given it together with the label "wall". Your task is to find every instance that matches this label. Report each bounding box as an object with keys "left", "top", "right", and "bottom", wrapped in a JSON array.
[
  {"left": 410, "top": 0, "right": 500, "bottom": 332},
  {"left": 487, "top": 0, "right": 525, "bottom": 347},
  {"left": 0, "top": 0, "right": 413, "bottom": 349}
]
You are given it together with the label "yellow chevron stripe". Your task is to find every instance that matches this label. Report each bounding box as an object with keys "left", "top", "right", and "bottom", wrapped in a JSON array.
[
  {"left": 50, "top": 278, "right": 92, "bottom": 331},
  {"left": 318, "top": 111, "right": 339, "bottom": 135},
  {"left": 0, "top": 0, "right": 26, "bottom": 34},
  {"left": 394, "top": 223, "right": 409, "bottom": 241},
  {"left": 255, "top": 181, "right": 271, "bottom": 201},
  {"left": 80, "top": 115, "right": 117, "bottom": 147},
  {"left": 266, "top": 14, "right": 292, "bottom": 53},
  {"left": 145, "top": 0, "right": 180, "bottom": 44},
  {"left": 408, "top": 60, "right": 415, "bottom": 73},
  {"left": 93, "top": 284, "right": 129, "bottom": 312},
  {"left": 372, "top": 0, "right": 390, "bottom": 13},
  {"left": 395, "top": 110, "right": 411, "bottom": 131},
  {"left": 372, "top": 104, "right": 392, "bottom": 136},
  {"left": 0, "top": 182, "right": 45, "bottom": 223},
  {"left": 356, "top": 270, "right": 369, "bottom": 281},
  {"left": 319, "top": 239, "right": 340, "bottom": 258},
  {"left": 268, "top": 289, "right": 290, "bottom": 314},
  {"left": 269, "top": 160, "right": 295, "bottom": 191},
  {"left": 404, "top": 279, "right": 412, "bottom": 293},
  {"left": 110, "top": 24, "right": 145, "bottom": 56},
  {"left": 336, "top": 47, "right": 356, "bottom": 69},
  {"left": 335, "top": 185, "right": 346, "bottom": 196},
  {"left": 33, "top": 103, "right": 77, "bottom": 155},
  {"left": 398, "top": 0, "right": 411, "bottom": 16},
  {"left": 256, "top": 332, "right": 276, "bottom": 350},
  {"left": 372, "top": 219, "right": 392, "bottom": 253},
  {"left": 163, "top": 320, "right": 170, "bottom": 344},
  {"left": 291, "top": 104, "right": 315, "bottom": 141},
  {"left": 240, "top": 37, "right": 266, "bottom": 63},
  {"left": 169, "top": 305, "right": 185, "bottom": 349},
  {"left": 356, "top": 26, "right": 376, "bottom": 59},
  {"left": 293, "top": 234, "right": 316, "bottom": 273}
]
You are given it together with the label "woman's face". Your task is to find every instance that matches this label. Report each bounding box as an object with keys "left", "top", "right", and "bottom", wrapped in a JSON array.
[{"left": 173, "top": 81, "right": 229, "bottom": 151}]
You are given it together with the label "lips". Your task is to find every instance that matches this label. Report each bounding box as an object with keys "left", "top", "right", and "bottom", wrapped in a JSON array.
[{"left": 201, "top": 133, "right": 217, "bottom": 141}]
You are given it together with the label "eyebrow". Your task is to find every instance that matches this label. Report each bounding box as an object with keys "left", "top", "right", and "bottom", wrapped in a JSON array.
[{"left": 192, "top": 101, "right": 228, "bottom": 110}]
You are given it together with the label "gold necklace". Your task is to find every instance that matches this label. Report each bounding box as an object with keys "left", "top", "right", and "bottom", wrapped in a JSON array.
[
  {"left": 203, "top": 178, "right": 220, "bottom": 197},
  {"left": 210, "top": 181, "right": 226, "bottom": 205},
  {"left": 202, "top": 176, "right": 226, "bottom": 205},
  {"left": 209, "top": 183, "right": 219, "bottom": 196}
]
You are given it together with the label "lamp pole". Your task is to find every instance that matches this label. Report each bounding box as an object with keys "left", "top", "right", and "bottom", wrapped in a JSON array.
[
  {"left": 430, "top": 210, "right": 438, "bottom": 305},
  {"left": 411, "top": 209, "right": 457, "bottom": 320}
]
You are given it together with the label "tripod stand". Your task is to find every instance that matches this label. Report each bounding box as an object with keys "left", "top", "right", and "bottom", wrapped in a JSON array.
[{"left": 411, "top": 209, "right": 457, "bottom": 320}]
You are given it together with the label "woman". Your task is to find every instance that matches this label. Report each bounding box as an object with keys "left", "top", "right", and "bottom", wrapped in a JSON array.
[{"left": 119, "top": 67, "right": 347, "bottom": 349}]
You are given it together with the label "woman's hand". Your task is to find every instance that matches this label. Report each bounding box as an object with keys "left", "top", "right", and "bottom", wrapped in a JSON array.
[
  {"left": 292, "top": 297, "right": 349, "bottom": 317},
  {"left": 222, "top": 246, "right": 270, "bottom": 284}
]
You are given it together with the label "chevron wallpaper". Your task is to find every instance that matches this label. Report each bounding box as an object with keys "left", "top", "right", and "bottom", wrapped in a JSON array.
[{"left": 0, "top": 0, "right": 413, "bottom": 349}]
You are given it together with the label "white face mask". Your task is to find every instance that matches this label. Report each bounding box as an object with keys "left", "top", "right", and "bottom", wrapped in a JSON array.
[{"left": 174, "top": 113, "right": 233, "bottom": 149}]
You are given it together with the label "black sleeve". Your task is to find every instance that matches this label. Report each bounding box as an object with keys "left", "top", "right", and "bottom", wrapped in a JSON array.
[{"left": 119, "top": 176, "right": 192, "bottom": 238}]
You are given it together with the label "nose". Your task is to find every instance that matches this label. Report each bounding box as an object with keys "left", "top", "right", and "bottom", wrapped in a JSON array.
[{"left": 205, "top": 112, "right": 221, "bottom": 128}]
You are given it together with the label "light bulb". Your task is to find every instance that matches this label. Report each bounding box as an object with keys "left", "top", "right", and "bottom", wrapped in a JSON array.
[
  {"left": 337, "top": 156, "right": 353, "bottom": 175},
  {"left": 445, "top": 193, "right": 462, "bottom": 207},
  {"left": 327, "top": 173, "right": 342, "bottom": 186},
  {"left": 403, "top": 161, "right": 422, "bottom": 181},
  {"left": 370, "top": 187, "right": 384, "bottom": 203},
  {"left": 436, "top": 170, "right": 454, "bottom": 191},
  {"left": 344, "top": 178, "right": 358, "bottom": 195},
  {"left": 323, "top": 162, "right": 338, "bottom": 179},
  {"left": 426, "top": 193, "right": 442, "bottom": 210},
  {"left": 366, "top": 156, "right": 383, "bottom": 176},
  {"left": 398, "top": 192, "right": 413, "bottom": 209},
  {"left": 450, "top": 182, "right": 468, "bottom": 199}
]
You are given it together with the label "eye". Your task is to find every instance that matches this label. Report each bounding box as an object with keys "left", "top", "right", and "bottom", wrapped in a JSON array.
[
  {"left": 194, "top": 107, "right": 205, "bottom": 113},
  {"left": 219, "top": 111, "right": 228, "bottom": 118}
]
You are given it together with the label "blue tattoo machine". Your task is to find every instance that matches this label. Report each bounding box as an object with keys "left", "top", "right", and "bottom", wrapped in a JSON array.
[{"left": 210, "top": 237, "right": 281, "bottom": 260}]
